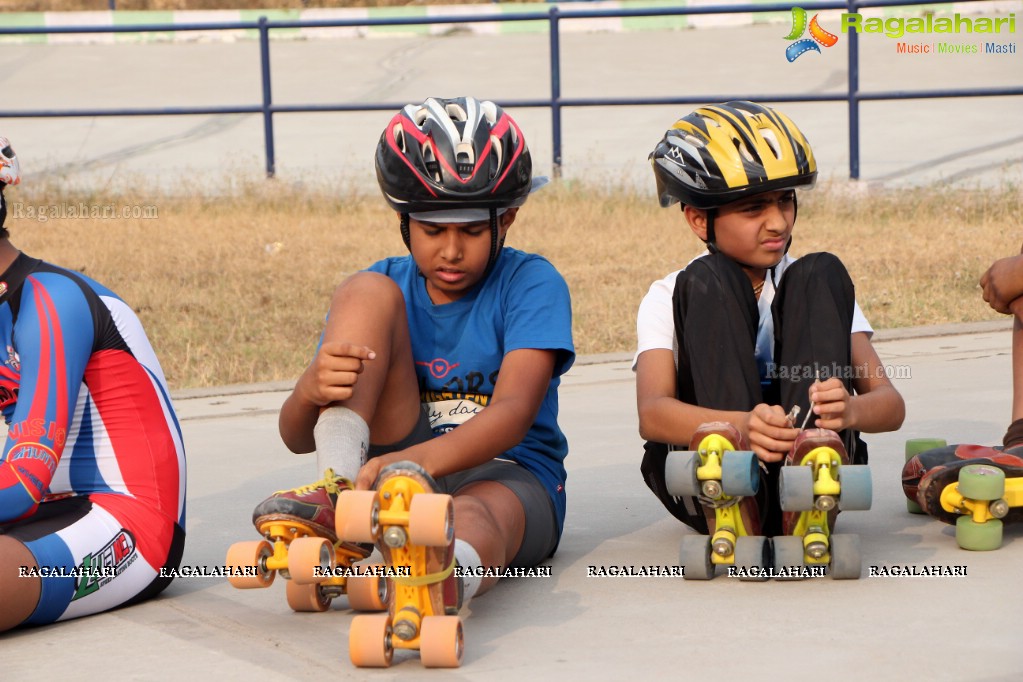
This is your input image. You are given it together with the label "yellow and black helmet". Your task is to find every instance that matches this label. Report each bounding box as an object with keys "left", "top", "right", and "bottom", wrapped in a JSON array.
[{"left": 650, "top": 101, "right": 817, "bottom": 209}]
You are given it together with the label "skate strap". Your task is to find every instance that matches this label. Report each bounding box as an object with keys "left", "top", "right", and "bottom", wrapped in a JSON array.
[{"left": 390, "top": 554, "right": 456, "bottom": 588}]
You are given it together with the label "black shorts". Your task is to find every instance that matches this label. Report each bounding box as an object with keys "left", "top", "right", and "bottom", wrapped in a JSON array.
[{"left": 369, "top": 407, "right": 559, "bottom": 567}]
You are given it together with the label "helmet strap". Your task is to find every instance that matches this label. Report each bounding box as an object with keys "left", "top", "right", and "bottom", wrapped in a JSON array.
[
  {"left": 705, "top": 208, "right": 719, "bottom": 255},
  {"left": 485, "top": 207, "right": 503, "bottom": 276},
  {"left": 400, "top": 213, "right": 411, "bottom": 251}
]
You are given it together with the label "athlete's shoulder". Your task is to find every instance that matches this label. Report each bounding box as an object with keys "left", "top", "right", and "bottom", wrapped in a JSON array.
[{"left": 497, "top": 248, "right": 565, "bottom": 283}]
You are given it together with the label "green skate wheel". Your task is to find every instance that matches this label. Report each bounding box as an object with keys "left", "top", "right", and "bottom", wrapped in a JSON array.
[
  {"left": 958, "top": 464, "right": 1006, "bottom": 501},
  {"left": 772, "top": 536, "right": 806, "bottom": 581},
  {"left": 905, "top": 439, "right": 947, "bottom": 514},
  {"left": 838, "top": 465, "right": 872, "bottom": 511},
  {"left": 829, "top": 534, "right": 862, "bottom": 580},
  {"left": 955, "top": 515, "right": 1003, "bottom": 551},
  {"left": 665, "top": 451, "right": 701, "bottom": 498},
  {"left": 722, "top": 450, "right": 759, "bottom": 497},
  {"left": 779, "top": 466, "right": 814, "bottom": 512},
  {"left": 733, "top": 536, "right": 769, "bottom": 582},
  {"left": 679, "top": 535, "right": 714, "bottom": 580}
]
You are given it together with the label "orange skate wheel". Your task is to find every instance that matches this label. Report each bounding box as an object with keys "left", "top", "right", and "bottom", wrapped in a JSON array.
[
  {"left": 350, "top": 613, "right": 393, "bottom": 668},
  {"left": 288, "top": 537, "right": 334, "bottom": 585},
  {"left": 408, "top": 494, "right": 454, "bottom": 547},
  {"left": 420, "top": 615, "right": 464, "bottom": 668},
  {"left": 347, "top": 566, "right": 389, "bottom": 612},
  {"left": 286, "top": 579, "right": 331, "bottom": 612},
  {"left": 226, "top": 540, "right": 275, "bottom": 588},
  {"left": 337, "top": 490, "right": 379, "bottom": 543}
]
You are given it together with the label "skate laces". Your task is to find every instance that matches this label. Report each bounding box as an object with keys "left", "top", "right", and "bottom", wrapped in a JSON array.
[{"left": 274, "top": 468, "right": 354, "bottom": 496}]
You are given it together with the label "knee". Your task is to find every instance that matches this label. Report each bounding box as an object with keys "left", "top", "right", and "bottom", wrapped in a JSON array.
[
  {"left": 333, "top": 271, "right": 406, "bottom": 313},
  {"left": 785, "top": 252, "right": 850, "bottom": 284}
]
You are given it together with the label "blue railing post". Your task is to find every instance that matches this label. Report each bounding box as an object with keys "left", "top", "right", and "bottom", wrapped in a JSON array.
[
  {"left": 548, "top": 7, "right": 563, "bottom": 178},
  {"left": 847, "top": 1, "right": 860, "bottom": 180},
  {"left": 258, "top": 16, "right": 276, "bottom": 178}
]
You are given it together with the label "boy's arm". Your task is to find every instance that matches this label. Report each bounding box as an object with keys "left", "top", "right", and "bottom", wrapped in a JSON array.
[
  {"left": 279, "top": 341, "right": 376, "bottom": 453},
  {"left": 810, "top": 332, "right": 905, "bottom": 433},
  {"left": 636, "top": 348, "right": 798, "bottom": 463},
  {"left": 980, "top": 251, "right": 1023, "bottom": 316},
  {"left": 355, "top": 347, "right": 553, "bottom": 489},
  {"left": 0, "top": 276, "right": 92, "bottom": 521}
]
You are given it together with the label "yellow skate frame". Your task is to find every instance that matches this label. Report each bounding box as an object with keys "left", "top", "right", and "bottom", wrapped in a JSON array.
[
  {"left": 789, "top": 446, "right": 844, "bottom": 565},
  {"left": 939, "top": 477, "right": 1023, "bottom": 523},
  {"left": 375, "top": 475, "right": 451, "bottom": 652},
  {"left": 256, "top": 521, "right": 367, "bottom": 590},
  {"left": 695, "top": 433, "right": 750, "bottom": 565}
]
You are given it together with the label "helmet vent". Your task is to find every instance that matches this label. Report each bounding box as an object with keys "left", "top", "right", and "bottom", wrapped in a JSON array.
[
  {"left": 490, "top": 135, "right": 503, "bottom": 178},
  {"left": 734, "top": 138, "right": 755, "bottom": 164},
  {"left": 0, "top": 145, "right": 13, "bottom": 160},
  {"left": 480, "top": 100, "right": 499, "bottom": 124},
  {"left": 423, "top": 142, "right": 442, "bottom": 182},
  {"left": 455, "top": 142, "right": 475, "bottom": 178},
  {"left": 760, "top": 128, "right": 782, "bottom": 160},
  {"left": 390, "top": 123, "right": 406, "bottom": 152},
  {"left": 446, "top": 102, "right": 468, "bottom": 122}
]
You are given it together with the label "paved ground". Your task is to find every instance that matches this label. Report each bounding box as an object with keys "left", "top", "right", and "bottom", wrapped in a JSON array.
[
  {"left": 1, "top": 21, "right": 1021, "bottom": 190},
  {"left": 5, "top": 321, "right": 1021, "bottom": 681}
]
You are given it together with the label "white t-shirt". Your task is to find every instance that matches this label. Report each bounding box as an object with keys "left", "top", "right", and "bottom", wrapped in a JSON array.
[{"left": 633, "top": 253, "right": 873, "bottom": 376}]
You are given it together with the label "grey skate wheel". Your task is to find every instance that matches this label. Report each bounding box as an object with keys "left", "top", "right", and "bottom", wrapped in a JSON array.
[
  {"left": 665, "top": 450, "right": 701, "bottom": 498},
  {"left": 772, "top": 536, "right": 807, "bottom": 581},
  {"left": 722, "top": 450, "right": 759, "bottom": 496},
  {"left": 838, "top": 465, "right": 873, "bottom": 511},
  {"left": 779, "top": 465, "right": 814, "bottom": 511},
  {"left": 679, "top": 535, "right": 714, "bottom": 580},
  {"left": 733, "top": 536, "right": 770, "bottom": 582},
  {"left": 829, "top": 534, "right": 862, "bottom": 579}
]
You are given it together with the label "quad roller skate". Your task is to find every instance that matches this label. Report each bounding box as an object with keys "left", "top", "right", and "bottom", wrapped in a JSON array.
[
  {"left": 774, "top": 429, "right": 872, "bottom": 580},
  {"left": 337, "top": 461, "right": 463, "bottom": 668},
  {"left": 905, "top": 441, "right": 1023, "bottom": 551},
  {"left": 665, "top": 422, "right": 769, "bottom": 581},
  {"left": 225, "top": 469, "right": 387, "bottom": 612}
]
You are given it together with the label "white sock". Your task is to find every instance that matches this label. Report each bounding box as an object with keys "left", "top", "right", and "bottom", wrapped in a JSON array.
[
  {"left": 314, "top": 406, "right": 369, "bottom": 482},
  {"left": 454, "top": 539, "right": 483, "bottom": 606}
]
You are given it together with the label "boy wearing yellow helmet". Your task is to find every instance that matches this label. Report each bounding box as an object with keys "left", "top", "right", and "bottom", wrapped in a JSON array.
[{"left": 635, "top": 102, "right": 904, "bottom": 578}]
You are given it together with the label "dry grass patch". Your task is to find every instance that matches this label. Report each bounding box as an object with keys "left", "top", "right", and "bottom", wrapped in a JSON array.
[{"left": 9, "top": 179, "right": 1019, "bottom": 388}]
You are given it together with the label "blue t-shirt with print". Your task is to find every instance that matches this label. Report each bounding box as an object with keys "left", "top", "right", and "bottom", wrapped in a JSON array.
[{"left": 366, "top": 247, "right": 575, "bottom": 532}]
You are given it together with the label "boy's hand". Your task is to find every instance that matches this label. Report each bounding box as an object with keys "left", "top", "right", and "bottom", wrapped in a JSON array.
[
  {"left": 980, "top": 253, "right": 1023, "bottom": 315},
  {"left": 809, "top": 378, "right": 856, "bottom": 431},
  {"left": 355, "top": 455, "right": 386, "bottom": 491},
  {"left": 747, "top": 404, "right": 800, "bottom": 463},
  {"left": 297, "top": 342, "right": 375, "bottom": 407}
]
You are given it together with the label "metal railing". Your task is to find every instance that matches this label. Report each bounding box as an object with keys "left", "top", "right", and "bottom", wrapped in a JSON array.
[{"left": 1, "top": 1, "right": 1019, "bottom": 179}]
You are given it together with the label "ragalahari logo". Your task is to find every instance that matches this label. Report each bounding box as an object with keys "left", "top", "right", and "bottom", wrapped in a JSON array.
[{"left": 784, "top": 7, "right": 839, "bottom": 62}]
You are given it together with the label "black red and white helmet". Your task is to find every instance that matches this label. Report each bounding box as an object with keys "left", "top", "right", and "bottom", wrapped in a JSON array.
[
  {"left": 375, "top": 96, "right": 536, "bottom": 215},
  {"left": 0, "top": 136, "right": 20, "bottom": 233},
  {"left": 0, "top": 137, "right": 20, "bottom": 188}
]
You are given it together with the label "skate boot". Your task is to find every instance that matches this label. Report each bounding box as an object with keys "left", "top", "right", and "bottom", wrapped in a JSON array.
[
  {"left": 773, "top": 429, "right": 871, "bottom": 580},
  {"left": 338, "top": 461, "right": 463, "bottom": 668},
  {"left": 225, "top": 469, "right": 383, "bottom": 613},
  {"left": 664, "top": 422, "right": 769, "bottom": 580},
  {"left": 910, "top": 444, "right": 1023, "bottom": 550}
]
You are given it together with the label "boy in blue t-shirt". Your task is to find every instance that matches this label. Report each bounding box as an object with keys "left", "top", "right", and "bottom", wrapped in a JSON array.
[{"left": 254, "top": 97, "right": 574, "bottom": 610}]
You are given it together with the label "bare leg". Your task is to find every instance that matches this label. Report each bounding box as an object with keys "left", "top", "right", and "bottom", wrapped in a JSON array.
[
  {"left": 0, "top": 536, "right": 41, "bottom": 632},
  {"left": 321, "top": 272, "right": 422, "bottom": 446},
  {"left": 452, "top": 482, "right": 526, "bottom": 595}
]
